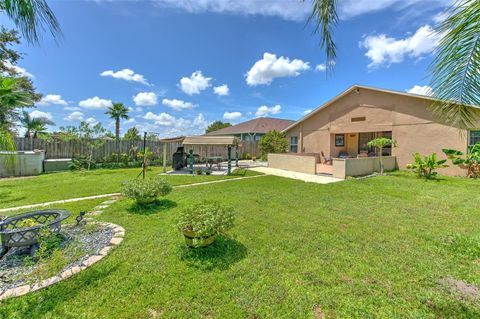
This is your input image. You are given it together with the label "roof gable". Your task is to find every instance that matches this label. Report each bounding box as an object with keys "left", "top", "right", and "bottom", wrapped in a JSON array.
[{"left": 208, "top": 117, "right": 295, "bottom": 135}]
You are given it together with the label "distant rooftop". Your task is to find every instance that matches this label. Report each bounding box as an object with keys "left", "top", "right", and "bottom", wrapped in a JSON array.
[{"left": 207, "top": 117, "right": 295, "bottom": 136}]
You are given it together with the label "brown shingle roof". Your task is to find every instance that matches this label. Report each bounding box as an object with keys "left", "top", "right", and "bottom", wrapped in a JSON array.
[{"left": 207, "top": 117, "right": 295, "bottom": 135}]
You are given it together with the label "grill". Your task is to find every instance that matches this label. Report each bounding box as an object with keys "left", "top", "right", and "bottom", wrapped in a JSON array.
[{"left": 172, "top": 146, "right": 187, "bottom": 170}]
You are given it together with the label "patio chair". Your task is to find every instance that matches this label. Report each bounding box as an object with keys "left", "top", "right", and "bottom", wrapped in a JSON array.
[{"left": 320, "top": 151, "right": 332, "bottom": 165}]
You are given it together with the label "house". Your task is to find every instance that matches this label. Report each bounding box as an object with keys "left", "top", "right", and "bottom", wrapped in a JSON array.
[
  {"left": 272, "top": 85, "right": 479, "bottom": 177},
  {"left": 207, "top": 117, "right": 295, "bottom": 141}
]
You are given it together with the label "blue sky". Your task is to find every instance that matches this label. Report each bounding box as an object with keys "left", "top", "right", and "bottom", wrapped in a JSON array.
[{"left": 1, "top": 0, "right": 451, "bottom": 137}]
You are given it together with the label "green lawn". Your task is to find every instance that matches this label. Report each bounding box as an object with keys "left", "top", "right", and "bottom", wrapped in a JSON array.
[
  {"left": 1, "top": 172, "right": 479, "bottom": 318},
  {"left": 0, "top": 167, "right": 259, "bottom": 209}
]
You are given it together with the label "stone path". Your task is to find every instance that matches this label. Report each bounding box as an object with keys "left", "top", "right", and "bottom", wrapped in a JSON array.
[
  {"left": 0, "top": 174, "right": 267, "bottom": 213},
  {"left": 249, "top": 167, "right": 342, "bottom": 184}
]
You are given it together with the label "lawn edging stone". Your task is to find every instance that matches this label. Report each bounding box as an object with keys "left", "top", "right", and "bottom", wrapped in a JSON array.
[{"left": 0, "top": 222, "right": 125, "bottom": 302}]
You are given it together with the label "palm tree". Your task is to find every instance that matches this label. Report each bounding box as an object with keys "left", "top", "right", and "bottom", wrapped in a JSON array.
[
  {"left": 105, "top": 102, "right": 130, "bottom": 140},
  {"left": 308, "top": 0, "right": 480, "bottom": 128},
  {"left": 0, "top": 0, "right": 62, "bottom": 44},
  {"left": 0, "top": 77, "right": 35, "bottom": 131},
  {"left": 20, "top": 111, "right": 54, "bottom": 138}
]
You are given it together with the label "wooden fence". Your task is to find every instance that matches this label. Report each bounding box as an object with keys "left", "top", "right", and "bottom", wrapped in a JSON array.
[{"left": 14, "top": 138, "right": 260, "bottom": 163}]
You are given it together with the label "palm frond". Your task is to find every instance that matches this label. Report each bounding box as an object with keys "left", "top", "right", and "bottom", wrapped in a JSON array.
[
  {"left": 307, "top": 0, "right": 338, "bottom": 70},
  {"left": 429, "top": 0, "right": 480, "bottom": 129},
  {"left": 0, "top": 0, "right": 62, "bottom": 44}
]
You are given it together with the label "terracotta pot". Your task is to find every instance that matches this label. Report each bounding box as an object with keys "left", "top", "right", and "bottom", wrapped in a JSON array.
[{"left": 183, "top": 230, "right": 216, "bottom": 248}]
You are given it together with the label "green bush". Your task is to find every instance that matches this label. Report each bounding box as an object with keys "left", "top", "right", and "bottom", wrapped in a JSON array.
[
  {"left": 122, "top": 178, "right": 172, "bottom": 205},
  {"left": 406, "top": 152, "right": 448, "bottom": 179},
  {"left": 258, "top": 130, "right": 288, "bottom": 161},
  {"left": 176, "top": 201, "right": 235, "bottom": 238},
  {"left": 443, "top": 143, "right": 480, "bottom": 178}
]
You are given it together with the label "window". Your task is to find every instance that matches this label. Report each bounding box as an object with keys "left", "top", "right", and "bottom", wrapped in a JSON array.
[
  {"left": 335, "top": 134, "right": 345, "bottom": 147},
  {"left": 469, "top": 130, "right": 480, "bottom": 148},
  {"left": 290, "top": 136, "right": 298, "bottom": 153}
]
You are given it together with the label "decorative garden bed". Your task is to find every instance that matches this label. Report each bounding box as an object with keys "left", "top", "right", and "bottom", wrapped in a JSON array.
[{"left": 0, "top": 222, "right": 124, "bottom": 300}]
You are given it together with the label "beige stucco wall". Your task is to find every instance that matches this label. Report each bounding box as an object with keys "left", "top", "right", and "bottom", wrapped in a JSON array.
[
  {"left": 268, "top": 153, "right": 318, "bottom": 175},
  {"left": 286, "top": 87, "right": 475, "bottom": 176},
  {"left": 332, "top": 156, "right": 397, "bottom": 179}
]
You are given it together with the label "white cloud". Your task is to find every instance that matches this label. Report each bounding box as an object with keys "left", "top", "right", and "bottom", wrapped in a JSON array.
[
  {"left": 255, "top": 104, "right": 281, "bottom": 117},
  {"left": 85, "top": 117, "right": 99, "bottom": 125},
  {"left": 302, "top": 109, "right": 312, "bottom": 115},
  {"left": 37, "top": 94, "right": 68, "bottom": 106},
  {"left": 133, "top": 92, "right": 157, "bottom": 106},
  {"left": 360, "top": 25, "right": 441, "bottom": 68},
  {"left": 407, "top": 85, "right": 433, "bottom": 96},
  {"left": 193, "top": 113, "right": 208, "bottom": 130},
  {"left": 79, "top": 96, "right": 113, "bottom": 110},
  {"left": 213, "top": 84, "right": 230, "bottom": 96},
  {"left": 152, "top": 0, "right": 310, "bottom": 21},
  {"left": 29, "top": 110, "right": 53, "bottom": 120},
  {"left": 64, "top": 106, "right": 81, "bottom": 111},
  {"left": 178, "top": 71, "right": 212, "bottom": 95},
  {"left": 100, "top": 68, "right": 149, "bottom": 85},
  {"left": 64, "top": 111, "right": 84, "bottom": 122},
  {"left": 315, "top": 64, "right": 326, "bottom": 72},
  {"left": 125, "top": 118, "right": 136, "bottom": 124},
  {"left": 162, "top": 98, "right": 195, "bottom": 111},
  {"left": 135, "top": 107, "right": 143, "bottom": 112},
  {"left": 4, "top": 61, "right": 34, "bottom": 78},
  {"left": 246, "top": 53, "right": 310, "bottom": 86},
  {"left": 143, "top": 112, "right": 176, "bottom": 126},
  {"left": 433, "top": 10, "right": 449, "bottom": 24},
  {"left": 338, "top": 0, "right": 451, "bottom": 19},
  {"left": 143, "top": 111, "right": 210, "bottom": 136},
  {"left": 223, "top": 111, "right": 242, "bottom": 120}
]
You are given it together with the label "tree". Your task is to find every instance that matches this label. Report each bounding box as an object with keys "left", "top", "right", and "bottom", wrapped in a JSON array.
[
  {"left": 367, "top": 137, "right": 397, "bottom": 175},
  {"left": 0, "top": 0, "right": 62, "bottom": 45},
  {"left": 0, "top": 28, "right": 42, "bottom": 102},
  {"left": 429, "top": 0, "right": 480, "bottom": 129},
  {"left": 258, "top": 130, "right": 288, "bottom": 160},
  {"left": 20, "top": 110, "right": 54, "bottom": 138},
  {"left": 124, "top": 127, "right": 141, "bottom": 141},
  {"left": 308, "top": 0, "right": 480, "bottom": 128},
  {"left": 78, "top": 121, "right": 107, "bottom": 170},
  {"left": 105, "top": 102, "right": 129, "bottom": 140},
  {"left": 205, "top": 121, "right": 231, "bottom": 134},
  {"left": 0, "top": 77, "right": 36, "bottom": 131}
]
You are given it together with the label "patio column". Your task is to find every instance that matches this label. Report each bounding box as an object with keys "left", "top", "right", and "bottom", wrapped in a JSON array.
[
  {"left": 235, "top": 144, "right": 239, "bottom": 167},
  {"left": 189, "top": 149, "right": 194, "bottom": 174},
  {"left": 163, "top": 142, "right": 167, "bottom": 173},
  {"left": 227, "top": 145, "right": 232, "bottom": 175}
]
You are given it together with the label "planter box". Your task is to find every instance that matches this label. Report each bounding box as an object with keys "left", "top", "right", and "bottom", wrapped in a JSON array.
[
  {"left": 44, "top": 158, "right": 72, "bottom": 172},
  {"left": 332, "top": 156, "right": 397, "bottom": 179}
]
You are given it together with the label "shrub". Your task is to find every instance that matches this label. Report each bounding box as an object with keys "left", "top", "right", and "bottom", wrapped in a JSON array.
[
  {"left": 122, "top": 178, "right": 172, "bottom": 205},
  {"left": 259, "top": 130, "right": 288, "bottom": 161},
  {"left": 406, "top": 152, "right": 448, "bottom": 179},
  {"left": 176, "top": 201, "right": 235, "bottom": 238},
  {"left": 443, "top": 143, "right": 480, "bottom": 178}
]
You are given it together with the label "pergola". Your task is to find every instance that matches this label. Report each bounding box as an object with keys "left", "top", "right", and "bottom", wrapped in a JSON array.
[{"left": 182, "top": 136, "right": 240, "bottom": 175}]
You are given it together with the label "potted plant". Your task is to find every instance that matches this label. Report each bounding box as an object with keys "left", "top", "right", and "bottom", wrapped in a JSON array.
[
  {"left": 122, "top": 178, "right": 172, "bottom": 205},
  {"left": 176, "top": 201, "right": 235, "bottom": 248}
]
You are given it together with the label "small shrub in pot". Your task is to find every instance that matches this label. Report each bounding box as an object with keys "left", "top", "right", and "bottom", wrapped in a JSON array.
[
  {"left": 176, "top": 201, "right": 235, "bottom": 248},
  {"left": 122, "top": 178, "right": 172, "bottom": 205}
]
